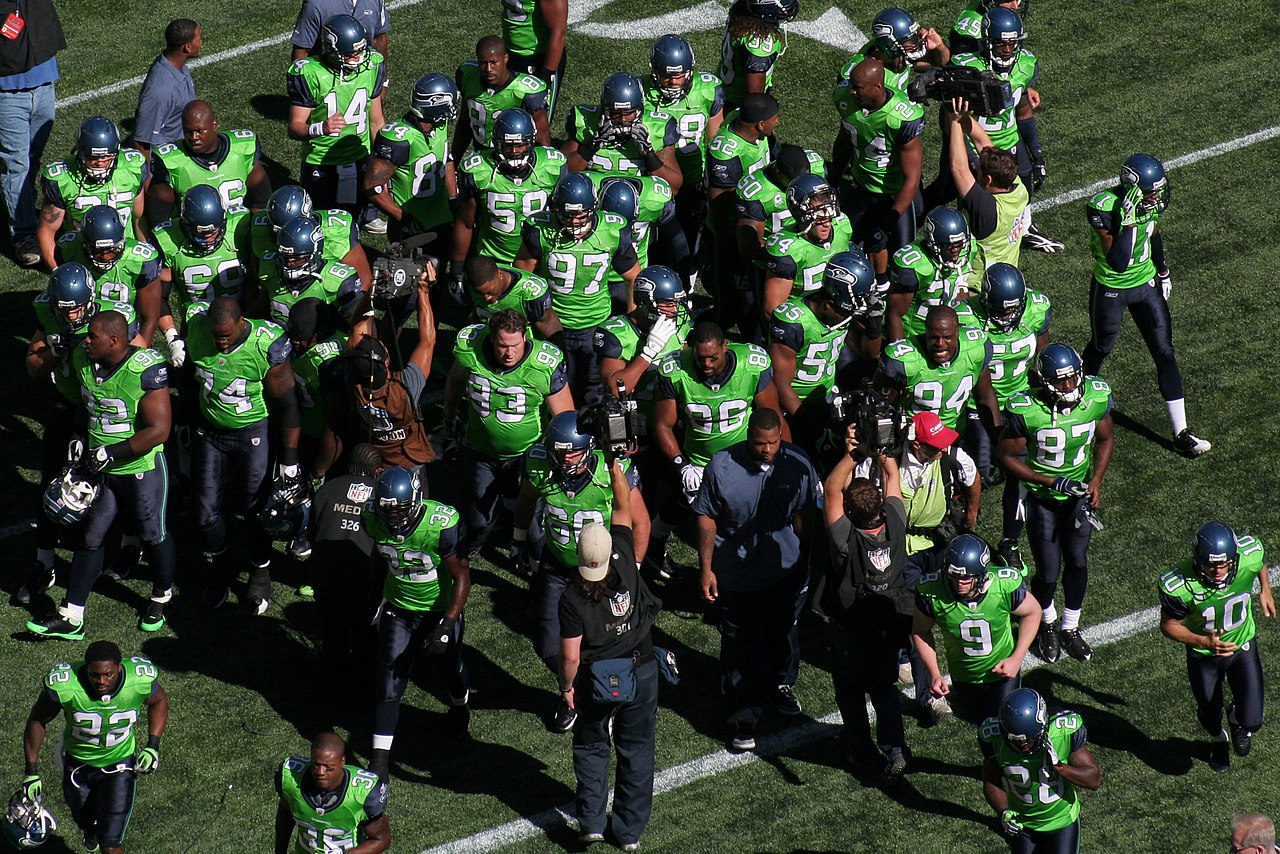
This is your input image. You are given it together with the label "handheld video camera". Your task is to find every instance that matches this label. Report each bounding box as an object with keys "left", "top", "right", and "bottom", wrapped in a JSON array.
[
  {"left": 370, "top": 233, "right": 439, "bottom": 313},
  {"left": 907, "top": 66, "right": 1013, "bottom": 117},
  {"left": 828, "top": 385, "right": 906, "bottom": 458},
  {"left": 578, "top": 381, "right": 644, "bottom": 458}
]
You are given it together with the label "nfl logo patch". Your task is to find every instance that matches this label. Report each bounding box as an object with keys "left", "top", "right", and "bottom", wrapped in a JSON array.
[
  {"left": 609, "top": 589, "right": 631, "bottom": 617},
  {"left": 869, "top": 547, "right": 891, "bottom": 572},
  {"left": 348, "top": 483, "right": 373, "bottom": 503}
]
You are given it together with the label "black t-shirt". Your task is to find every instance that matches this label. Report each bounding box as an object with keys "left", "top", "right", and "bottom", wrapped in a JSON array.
[
  {"left": 961, "top": 184, "right": 999, "bottom": 241},
  {"left": 558, "top": 526, "right": 655, "bottom": 663},
  {"left": 311, "top": 474, "right": 376, "bottom": 556}
]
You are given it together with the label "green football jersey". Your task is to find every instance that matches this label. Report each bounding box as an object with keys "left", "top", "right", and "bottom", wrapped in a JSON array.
[
  {"left": 521, "top": 210, "right": 635, "bottom": 330},
  {"left": 769, "top": 297, "right": 845, "bottom": 404},
  {"left": 279, "top": 758, "right": 383, "bottom": 854},
  {"left": 251, "top": 208, "right": 356, "bottom": 265},
  {"left": 881, "top": 328, "right": 993, "bottom": 429},
  {"left": 501, "top": 0, "right": 550, "bottom": 56},
  {"left": 453, "top": 323, "right": 566, "bottom": 459},
  {"left": 979, "top": 710, "right": 1087, "bottom": 831},
  {"left": 763, "top": 215, "right": 854, "bottom": 295},
  {"left": 524, "top": 446, "right": 613, "bottom": 567},
  {"left": 294, "top": 335, "right": 344, "bottom": 438},
  {"left": 153, "top": 130, "right": 261, "bottom": 208},
  {"left": 367, "top": 499, "right": 461, "bottom": 611},
  {"left": 57, "top": 233, "right": 162, "bottom": 306},
  {"left": 1159, "top": 535, "right": 1267, "bottom": 655},
  {"left": 187, "top": 314, "right": 288, "bottom": 429},
  {"left": 587, "top": 172, "right": 671, "bottom": 269},
  {"left": 261, "top": 259, "right": 361, "bottom": 326},
  {"left": 456, "top": 61, "right": 549, "bottom": 149},
  {"left": 833, "top": 45, "right": 910, "bottom": 102},
  {"left": 34, "top": 293, "right": 137, "bottom": 403},
  {"left": 72, "top": 345, "right": 167, "bottom": 475},
  {"left": 916, "top": 567, "right": 1025, "bottom": 683},
  {"left": 890, "top": 241, "right": 982, "bottom": 339},
  {"left": 44, "top": 656, "right": 158, "bottom": 766},
  {"left": 735, "top": 148, "right": 826, "bottom": 237},
  {"left": 459, "top": 146, "right": 564, "bottom": 263},
  {"left": 1087, "top": 188, "right": 1162, "bottom": 290},
  {"left": 287, "top": 53, "right": 387, "bottom": 165},
  {"left": 568, "top": 105, "right": 679, "bottom": 178},
  {"left": 154, "top": 208, "right": 252, "bottom": 306},
  {"left": 833, "top": 88, "right": 926, "bottom": 194},
  {"left": 594, "top": 312, "right": 691, "bottom": 422},
  {"left": 468, "top": 265, "right": 554, "bottom": 327},
  {"left": 42, "top": 149, "right": 147, "bottom": 232},
  {"left": 1004, "top": 378, "right": 1113, "bottom": 499},
  {"left": 371, "top": 118, "right": 452, "bottom": 232},
  {"left": 718, "top": 30, "right": 784, "bottom": 106},
  {"left": 965, "top": 289, "right": 1051, "bottom": 407},
  {"left": 950, "top": 0, "right": 984, "bottom": 46},
  {"left": 657, "top": 342, "right": 772, "bottom": 466},
  {"left": 644, "top": 71, "right": 725, "bottom": 185},
  {"left": 705, "top": 125, "right": 772, "bottom": 229},
  {"left": 950, "top": 52, "right": 1038, "bottom": 151}
]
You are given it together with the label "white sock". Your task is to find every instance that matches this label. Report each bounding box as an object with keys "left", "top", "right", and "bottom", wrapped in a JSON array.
[
  {"left": 1166, "top": 398, "right": 1188, "bottom": 435},
  {"left": 1061, "top": 608, "right": 1081, "bottom": 632},
  {"left": 60, "top": 602, "right": 86, "bottom": 624},
  {"left": 36, "top": 549, "right": 54, "bottom": 569},
  {"left": 372, "top": 734, "right": 394, "bottom": 751},
  {"left": 1042, "top": 603, "right": 1058, "bottom": 625}
]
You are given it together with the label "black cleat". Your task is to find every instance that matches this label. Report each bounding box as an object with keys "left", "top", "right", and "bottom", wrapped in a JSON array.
[
  {"left": 1209, "top": 732, "right": 1231, "bottom": 772},
  {"left": 1060, "top": 628, "right": 1093, "bottom": 662},
  {"left": 1022, "top": 223, "right": 1065, "bottom": 253},
  {"left": 138, "top": 600, "right": 167, "bottom": 633},
  {"left": 1173, "top": 429, "right": 1211, "bottom": 458},
  {"left": 1228, "top": 709, "right": 1253, "bottom": 757},
  {"left": 730, "top": 719, "right": 756, "bottom": 752},
  {"left": 882, "top": 751, "right": 908, "bottom": 784},
  {"left": 775, "top": 684, "right": 803, "bottom": 716},
  {"left": 1036, "top": 619, "right": 1061, "bottom": 663},
  {"left": 26, "top": 612, "right": 85, "bottom": 640}
]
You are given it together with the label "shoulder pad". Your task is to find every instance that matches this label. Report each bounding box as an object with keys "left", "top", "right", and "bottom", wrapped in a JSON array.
[
  {"left": 57, "top": 231, "right": 79, "bottom": 245},
  {"left": 230, "top": 129, "right": 256, "bottom": 141},
  {"left": 1238, "top": 535, "right": 1264, "bottom": 556},
  {"left": 920, "top": 571, "right": 941, "bottom": 585},
  {"left": 744, "top": 342, "right": 768, "bottom": 360},
  {"left": 963, "top": 327, "right": 986, "bottom": 342},
  {"left": 698, "top": 72, "right": 722, "bottom": 85},
  {"left": 1028, "top": 289, "right": 1050, "bottom": 306},
  {"left": 888, "top": 340, "right": 915, "bottom": 360},
  {"left": 526, "top": 444, "right": 548, "bottom": 460},
  {"left": 120, "top": 149, "right": 145, "bottom": 165},
  {"left": 327, "top": 261, "right": 357, "bottom": 278},
  {"left": 1088, "top": 189, "right": 1118, "bottom": 209},
  {"left": 979, "top": 717, "right": 1002, "bottom": 740},
  {"left": 457, "top": 323, "right": 484, "bottom": 344},
  {"left": 541, "top": 148, "right": 567, "bottom": 163},
  {"left": 516, "top": 74, "right": 545, "bottom": 90}
]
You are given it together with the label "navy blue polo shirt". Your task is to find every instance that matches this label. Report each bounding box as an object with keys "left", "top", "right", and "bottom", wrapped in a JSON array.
[
  {"left": 133, "top": 54, "right": 196, "bottom": 146},
  {"left": 692, "top": 440, "right": 822, "bottom": 592},
  {"left": 291, "top": 0, "right": 389, "bottom": 51}
]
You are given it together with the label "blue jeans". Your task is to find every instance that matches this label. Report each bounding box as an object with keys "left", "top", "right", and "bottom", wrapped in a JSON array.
[{"left": 0, "top": 82, "right": 55, "bottom": 239}]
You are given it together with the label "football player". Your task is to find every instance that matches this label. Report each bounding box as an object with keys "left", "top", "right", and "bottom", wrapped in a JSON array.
[
  {"left": 275, "top": 733, "right": 390, "bottom": 853},
  {"left": 149, "top": 100, "right": 271, "bottom": 217},
  {"left": 885, "top": 206, "right": 980, "bottom": 342},
  {"left": 563, "top": 72, "right": 683, "bottom": 193},
  {"left": 442, "top": 308, "right": 573, "bottom": 557},
  {"left": 594, "top": 175, "right": 678, "bottom": 312},
  {"left": 452, "top": 35, "right": 551, "bottom": 159},
  {"left": 258, "top": 216, "right": 363, "bottom": 328},
  {"left": 366, "top": 466, "right": 472, "bottom": 779},
  {"left": 912, "top": 535, "right": 1042, "bottom": 724},
  {"left": 286, "top": 15, "right": 387, "bottom": 213},
  {"left": 761, "top": 173, "right": 853, "bottom": 319},
  {"left": 363, "top": 73, "right": 458, "bottom": 250},
  {"left": 37, "top": 116, "right": 147, "bottom": 270},
  {"left": 596, "top": 264, "right": 692, "bottom": 410},
  {"left": 1159, "top": 523, "right": 1274, "bottom": 772},
  {"left": 997, "top": 344, "right": 1113, "bottom": 664},
  {"left": 717, "top": 0, "right": 797, "bottom": 111},
  {"left": 950, "top": 0, "right": 1026, "bottom": 55},
  {"left": 515, "top": 172, "right": 639, "bottom": 404},
  {"left": 287, "top": 298, "right": 346, "bottom": 499},
  {"left": 980, "top": 688, "right": 1101, "bottom": 852},
  {"left": 735, "top": 143, "right": 824, "bottom": 264},
  {"left": 1083, "top": 153, "right": 1209, "bottom": 458},
  {"left": 451, "top": 108, "right": 566, "bottom": 271},
  {"left": 500, "top": 0, "right": 567, "bottom": 116},
  {"left": 19, "top": 641, "right": 168, "bottom": 853},
  {"left": 833, "top": 7, "right": 950, "bottom": 100},
  {"left": 461, "top": 255, "right": 564, "bottom": 344}
]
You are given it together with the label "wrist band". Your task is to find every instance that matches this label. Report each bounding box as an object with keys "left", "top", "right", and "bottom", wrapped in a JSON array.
[{"left": 308, "top": 121, "right": 327, "bottom": 138}]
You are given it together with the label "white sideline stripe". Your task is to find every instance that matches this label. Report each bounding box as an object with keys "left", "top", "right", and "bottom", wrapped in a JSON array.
[
  {"left": 1030, "top": 124, "right": 1280, "bottom": 214},
  {"left": 420, "top": 566, "right": 1280, "bottom": 854}
]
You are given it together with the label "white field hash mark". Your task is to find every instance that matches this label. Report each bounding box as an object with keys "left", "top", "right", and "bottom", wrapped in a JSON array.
[{"left": 421, "top": 569, "right": 1280, "bottom": 854}]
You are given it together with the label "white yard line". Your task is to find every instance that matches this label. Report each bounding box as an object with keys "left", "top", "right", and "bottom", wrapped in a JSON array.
[{"left": 420, "top": 566, "right": 1280, "bottom": 854}]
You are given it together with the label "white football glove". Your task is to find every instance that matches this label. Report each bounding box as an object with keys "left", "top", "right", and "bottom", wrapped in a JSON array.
[
  {"left": 1157, "top": 270, "right": 1172, "bottom": 300},
  {"left": 629, "top": 121, "right": 654, "bottom": 156},
  {"left": 163, "top": 327, "right": 186, "bottom": 368},
  {"left": 640, "top": 316, "right": 679, "bottom": 362},
  {"left": 1119, "top": 184, "right": 1140, "bottom": 228},
  {"left": 680, "top": 462, "right": 704, "bottom": 500}
]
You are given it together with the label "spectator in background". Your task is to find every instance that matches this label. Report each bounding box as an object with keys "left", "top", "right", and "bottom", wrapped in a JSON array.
[
  {"left": 132, "top": 19, "right": 201, "bottom": 160},
  {"left": 1231, "top": 814, "right": 1277, "bottom": 854},
  {"left": 291, "top": 0, "right": 389, "bottom": 66},
  {"left": 0, "top": 0, "right": 65, "bottom": 266}
]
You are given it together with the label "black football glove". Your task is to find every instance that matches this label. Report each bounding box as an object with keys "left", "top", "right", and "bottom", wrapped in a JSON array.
[{"left": 426, "top": 616, "right": 457, "bottom": 655}]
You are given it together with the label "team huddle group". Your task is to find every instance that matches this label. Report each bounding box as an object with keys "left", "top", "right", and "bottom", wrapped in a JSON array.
[{"left": 7, "top": 0, "right": 1271, "bottom": 850}]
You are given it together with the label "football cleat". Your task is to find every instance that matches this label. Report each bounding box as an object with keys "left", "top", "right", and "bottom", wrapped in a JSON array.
[
  {"left": 1035, "top": 618, "right": 1061, "bottom": 663},
  {"left": 25, "top": 611, "right": 85, "bottom": 641},
  {"left": 1022, "top": 223, "right": 1065, "bottom": 253},
  {"left": 1059, "top": 628, "right": 1093, "bottom": 662},
  {"left": 776, "top": 684, "right": 803, "bottom": 716},
  {"left": 1174, "top": 429, "right": 1211, "bottom": 458},
  {"left": 1209, "top": 730, "right": 1230, "bottom": 772},
  {"left": 1228, "top": 708, "right": 1253, "bottom": 757},
  {"left": 730, "top": 719, "right": 756, "bottom": 751}
]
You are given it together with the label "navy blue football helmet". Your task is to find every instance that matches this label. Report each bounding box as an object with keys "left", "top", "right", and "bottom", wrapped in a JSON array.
[
  {"left": 492, "top": 108, "right": 537, "bottom": 177},
  {"left": 745, "top": 0, "right": 799, "bottom": 25},
  {"left": 1037, "top": 343, "right": 1084, "bottom": 409},
  {"left": 76, "top": 116, "right": 121, "bottom": 185},
  {"left": 785, "top": 173, "right": 839, "bottom": 234},
  {"left": 1120, "top": 153, "right": 1169, "bottom": 215},
  {"left": 983, "top": 6, "right": 1025, "bottom": 73},
  {"left": 821, "top": 249, "right": 876, "bottom": 320},
  {"left": 1000, "top": 687, "right": 1049, "bottom": 753},
  {"left": 550, "top": 172, "right": 598, "bottom": 242},
  {"left": 44, "top": 462, "right": 103, "bottom": 526},
  {"left": 409, "top": 73, "right": 459, "bottom": 125},
  {"left": 634, "top": 264, "right": 691, "bottom": 325},
  {"left": 546, "top": 411, "right": 595, "bottom": 476},
  {"left": 921, "top": 207, "right": 970, "bottom": 271},
  {"left": 320, "top": 14, "right": 370, "bottom": 77},
  {"left": 944, "top": 533, "right": 991, "bottom": 600},
  {"left": 275, "top": 216, "right": 326, "bottom": 286},
  {"left": 1193, "top": 521, "right": 1238, "bottom": 590},
  {"left": 374, "top": 466, "right": 425, "bottom": 539},
  {"left": 48, "top": 263, "right": 99, "bottom": 333},
  {"left": 600, "top": 72, "right": 646, "bottom": 131},
  {"left": 80, "top": 205, "right": 126, "bottom": 272},
  {"left": 872, "top": 8, "right": 927, "bottom": 62},
  {"left": 3, "top": 788, "right": 57, "bottom": 848},
  {"left": 266, "top": 185, "right": 315, "bottom": 234},
  {"left": 260, "top": 482, "right": 312, "bottom": 541},
  {"left": 599, "top": 177, "right": 640, "bottom": 224},
  {"left": 980, "top": 263, "right": 1027, "bottom": 332},
  {"left": 650, "top": 34, "right": 696, "bottom": 103},
  {"left": 180, "top": 184, "right": 227, "bottom": 256}
]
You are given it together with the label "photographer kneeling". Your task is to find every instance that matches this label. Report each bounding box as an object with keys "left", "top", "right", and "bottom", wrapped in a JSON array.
[
  {"left": 559, "top": 458, "right": 663, "bottom": 852},
  {"left": 818, "top": 424, "right": 913, "bottom": 782}
]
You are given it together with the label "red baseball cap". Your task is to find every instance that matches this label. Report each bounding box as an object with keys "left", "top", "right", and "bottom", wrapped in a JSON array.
[{"left": 913, "top": 411, "right": 959, "bottom": 449}]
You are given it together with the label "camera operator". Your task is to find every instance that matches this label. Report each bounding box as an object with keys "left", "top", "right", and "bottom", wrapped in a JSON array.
[
  {"left": 817, "top": 423, "right": 913, "bottom": 782},
  {"left": 948, "top": 98, "right": 1029, "bottom": 270}
]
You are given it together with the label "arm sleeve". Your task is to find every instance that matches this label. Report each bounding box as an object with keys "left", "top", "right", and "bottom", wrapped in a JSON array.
[
  {"left": 710, "top": 85, "right": 726, "bottom": 117},
  {"left": 1004, "top": 409, "right": 1028, "bottom": 439},
  {"left": 737, "top": 197, "right": 765, "bottom": 223},
  {"left": 373, "top": 61, "right": 388, "bottom": 94},
  {"left": 1159, "top": 589, "right": 1190, "bottom": 620},
  {"left": 1068, "top": 722, "right": 1088, "bottom": 754},
  {"left": 361, "top": 776, "right": 388, "bottom": 819},
  {"left": 594, "top": 327, "right": 623, "bottom": 360},
  {"left": 139, "top": 255, "right": 163, "bottom": 283},
  {"left": 372, "top": 135, "right": 410, "bottom": 166},
  {"left": 456, "top": 168, "right": 478, "bottom": 200},
  {"left": 878, "top": 354, "right": 907, "bottom": 389},
  {"left": 140, "top": 362, "right": 170, "bottom": 392},
  {"left": 610, "top": 228, "right": 637, "bottom": 273},
  {"left": 754, "top": 365, "right": 773, "bottom": 394},
  {"left": 548, "top": 359, "right": 569, "bottom": 394},
  {"left": 149, "top": 155, "right": 170, "bottom": 185},
  {"left": 437, "top": 518, "right": 459, "bottom": 559},
  {"left": 286, "top": 73, "right": 317, "bottom": 109},
  {"left": 400, "top": 362, "right": 427, "bottom": 400},
  {"left": 1009, "top": 582, "right": 1027, "bottom": 611},
  {"left": 960, "top": 185, "right": 998, "bottom": 241},
  {"left": 41, "top": 174, "right": 64, "bottom": 209},
  {"left": 887, "top": 260, "right": 919, "bottom": 294},
  {"left": 525, "top": 288, "right": 552, "bottom": 323},
  {"left": 764, "top": 250, "right": 798, "bottom": 280},
  {"left": 895, "top": 117, "right": 925, "bottom": 146},
  {"left": 1152, "top": 231, "right": 1167, "bottom": 272},
  {"left": 706, "top": 156, "right": 743, "bottom": 190},
  {"left": 520, "top": 223, "right": 544, "bottom": 260},
  {"left": 661, "top": 118, "right": 680, "bottom": 149},
  {"left": 914, "top": 589, "right": 935, "bottom": 617},
  {"left": 655, "top": 371, "right": 676, "bottom": 400},
  {"left": 523, "top": 88, "right": 549, "bottom": 115},
  {"left": 769, "top": 318, "right": 805, "bottom": 353}
]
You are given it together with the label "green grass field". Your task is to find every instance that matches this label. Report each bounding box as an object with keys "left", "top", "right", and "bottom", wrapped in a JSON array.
[{"left": 2, "top": 0, "right": 1279, "bottom": 851}]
